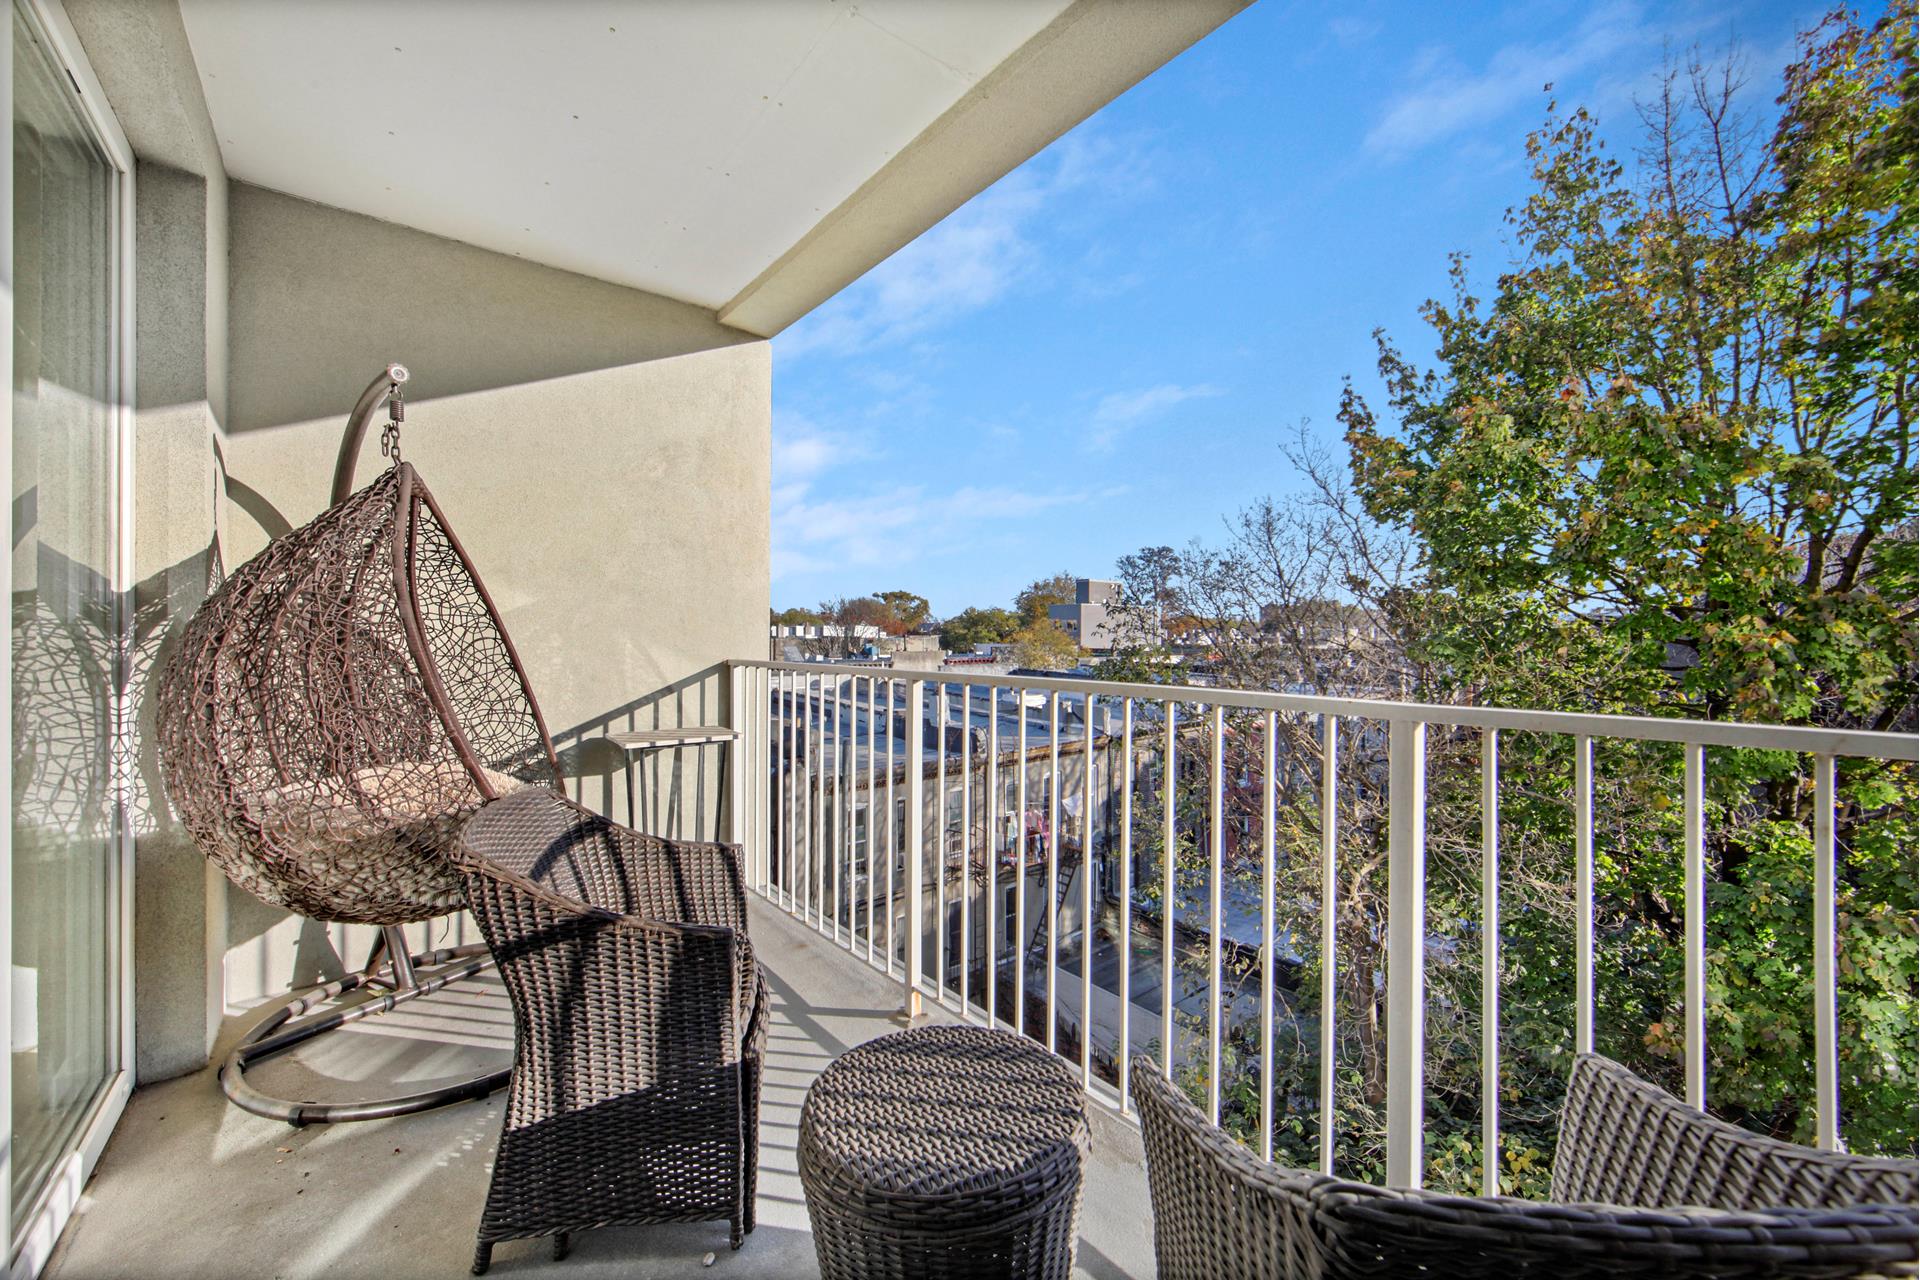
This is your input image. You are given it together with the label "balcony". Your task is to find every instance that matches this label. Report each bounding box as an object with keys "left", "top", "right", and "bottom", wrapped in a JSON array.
[
  {"left": 39, "top": 660, "right": 1913, "bottom": 1277},
  {"left": 7, "top": 3, "right": 1913, "bottom": 1275}
]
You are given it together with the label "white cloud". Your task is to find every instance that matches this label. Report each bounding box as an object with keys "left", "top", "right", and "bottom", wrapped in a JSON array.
[
  {"left": 770, "top": 403, "right": 1097, "bottom": 586},
  {"left": 1328, "top": 16, "right": 1383, "bottom": 47},
  {"left": 1086, "top": 382, "right": 1223, "bottom": 451},
  {"left": 1365, "top": 3, "right": 1647, "bottom": 158},
  {"left": 772, "top": 481, "right": 1094, "bottom": 583},
  {"left": 777, "top": 128, "right": 1156, "bottom": 360},
  {"left": 772, "top": 408, "right": 866, "bottom": 486}
]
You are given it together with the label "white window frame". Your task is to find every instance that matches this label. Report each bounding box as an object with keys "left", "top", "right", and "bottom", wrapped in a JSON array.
[{"left": 4, "top": 2, "right": 137, "bottom": 1275}]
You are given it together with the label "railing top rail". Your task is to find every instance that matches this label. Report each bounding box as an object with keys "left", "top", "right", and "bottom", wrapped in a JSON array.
[{"left": 733, "top": 658, "right": 1918, "bottom": 761}]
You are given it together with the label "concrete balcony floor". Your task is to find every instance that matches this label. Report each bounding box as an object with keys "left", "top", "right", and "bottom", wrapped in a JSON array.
[{"left": 42, "top": 899, "right": 1153, "bottom": 1279}]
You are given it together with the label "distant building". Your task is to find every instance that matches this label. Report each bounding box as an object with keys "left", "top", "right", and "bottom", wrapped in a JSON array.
[
  {"left": 770, "top": 622, "right": 888, "bottom": 662},
  {"left": 770, "top": 623, "right": 887, "bottom": 642},
  {"left": 1046, "top": 578, "right": 1158, "bottom": 652}
]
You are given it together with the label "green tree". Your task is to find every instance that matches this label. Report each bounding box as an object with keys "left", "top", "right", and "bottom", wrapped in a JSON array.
[
  {"left": 1015, "top": 571, "right": 1077, "bottom": 626},
  {"left": 939, "top": 606, "right": 1019, "bottom": 652},
  {"left": 1010, "top": 619, "right": 1080, "bottom": 670},
  {"left": 770, "top": 605, "right": 824, "bottom": 626},
  {"left": 1343, "top": 7, "right": 1916, "bottom": 1157},
  {"left": 828, "top": 595, "right": 906, "bottom": 637},
  {"left": 876, "top": 590, "right": 931, "bottom": 631}
]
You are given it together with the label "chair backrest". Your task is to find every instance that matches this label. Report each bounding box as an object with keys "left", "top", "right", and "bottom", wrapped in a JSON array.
[
  {"left": 460, "top": 786, "right": 746, "bottom": 926},
  {"left": 1552, "top": 1053, "right": 1919, "bottom": 1210},
  {"left": 1132, "top": 1053, "right": 1918, "bottom": 1280}
]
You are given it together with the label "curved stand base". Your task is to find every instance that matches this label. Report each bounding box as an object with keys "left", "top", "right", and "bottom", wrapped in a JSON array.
[{"left": 221, "top": 940, "right": 512, "bottom": 1126}]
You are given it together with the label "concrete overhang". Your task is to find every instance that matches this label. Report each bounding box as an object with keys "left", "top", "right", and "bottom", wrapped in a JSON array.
[{"left": 176, "top": 0, "right": 1249, "bottom": 337}]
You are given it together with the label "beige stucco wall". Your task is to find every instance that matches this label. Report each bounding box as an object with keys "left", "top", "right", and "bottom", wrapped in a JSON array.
[{"left": 219, "top": 182, "right": 770, "bottom": 1006}]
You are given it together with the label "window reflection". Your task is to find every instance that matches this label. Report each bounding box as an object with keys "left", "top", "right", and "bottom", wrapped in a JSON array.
[{"left": 10, "top": 2, "right": 122, "bottom": 1220}]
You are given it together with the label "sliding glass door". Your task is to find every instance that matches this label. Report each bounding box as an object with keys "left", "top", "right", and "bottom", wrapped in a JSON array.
[{"left": 9, "top": 0, "right": 130, "bottom": 1247}]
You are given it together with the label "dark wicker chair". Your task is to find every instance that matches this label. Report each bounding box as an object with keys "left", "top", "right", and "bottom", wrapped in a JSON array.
[
  {"left": 458, "top": 787, "right": 768, "bottom": 1274},
  {"left": 1133, "top": 1053, "right": 1918, "bottom": 1280}
]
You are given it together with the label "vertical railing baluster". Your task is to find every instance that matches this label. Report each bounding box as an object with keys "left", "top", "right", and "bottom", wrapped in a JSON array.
[
  {"left": 791, "top": 670, "right": 799, "bottom": 910},
  {"left": 846, "top": 676, "right": 857, "bottom": 948},
  {"left": 1813, "top": 753, "right": 1839, "bottom": 1151},
  {"left": 744, "top": 666, "right": 756, "bottom": 890},
  {"left": 1319, "top": 714, "right": 1337, "bottom": 1176},
  {"left": 807, "top": 673, "right": 818, "bottom": 925},
  {"left": 1047, "top": 692, "right": 1062, "bottom": 1054},
  {"left": 1082, "top": 693, "right": 1097, "bottom": 1089},
  {"left": 1260, "top": 710, "right": 1276, "bottom": 1160},
  {"left": 1207, "top": 704, "right": 1225, "bottom": 1126},
  {"left": 819, "top": 673, "right": 829, "bottom": 931},
  {"left": 763, "top": 669, "right": 772, "bottom": 892},
  {"left": 727, "top": 665, "right": 742, "bottom": 853},
  {"left": 866, "top": 676, "right": 877, "bottom": 965},
  {"left": 987, "top": 686, "right": 1000, "bottom": 1028},
  {"left": 834, "top": 676, "right": 845, "bottom": 944},
  {"left": 1162, "top": 702, "right": 1177, "bottom": 1080},
  {"left": 783, "top": 671, "right": 794, "bottom": 910},
  {"left": 1481, "top": 727, "right": 1501, "bottom": 1196},
  {"left": 1684, "top": 743, "right": 1706, "bottom": 1109},
  {"left": 768, "top": 671, "right": 783, "bottom": 901},
  {"left": 936, "top": 682, "right": 948, "bottom": 1003},
  {"left": 1575, "top": 734, "right": 1594, "bottom": 1056},
  {"left": 886, "top": 677, "right": 898, "bottom": 977},
  {"left": 851, "top": 676, "right": 861, "bottom": 953},
  {"left": 903, "top": 677, "right": 926, "bottom": 1018},
  {"left": 846, "top": 675, "right": 856, "bottom": 946},
  {"left": 1385, "top": 718, "right": 1427, "bottom": 1189},
  {"left": 1016, "top": 695, "right": 1028, "bottom": 1041},
  {"left": 1119, "top": 699, "right": 1135, "bottom": 1113},
  {"left": 961, "top": 683, "right": 973, "bottom": 1016}
]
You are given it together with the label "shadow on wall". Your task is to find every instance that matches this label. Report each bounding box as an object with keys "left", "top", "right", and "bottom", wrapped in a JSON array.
[
  {"left": 126, "top": 535, "right": 350, "bottom": 1008},
  {"left": 125, "top": 536, "right": 231, "bottom": 1077},
  {"left": 552, "top": 663, "right": 735, "bottom": 844},
  {"left": 224, "top": 183, "right": 758, "bottom": 438}
]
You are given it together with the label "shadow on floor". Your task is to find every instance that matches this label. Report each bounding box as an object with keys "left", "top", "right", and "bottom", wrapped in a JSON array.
[{"left": 42, "top": 898, "right": 1154, "bottom": 1279}]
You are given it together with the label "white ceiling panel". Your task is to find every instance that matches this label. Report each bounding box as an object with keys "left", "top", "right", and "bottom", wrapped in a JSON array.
[{"left": 179, "top": 0, "right": 1071, "bottom": 311}]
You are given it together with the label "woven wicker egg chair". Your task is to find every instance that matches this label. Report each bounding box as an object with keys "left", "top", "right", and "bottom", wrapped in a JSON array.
[{"left": 155, "top": 363, "right": 561, "bottom": 1124}]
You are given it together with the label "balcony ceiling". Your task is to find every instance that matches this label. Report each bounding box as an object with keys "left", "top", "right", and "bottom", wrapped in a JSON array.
[{"left": 177, "top": 0, "right": 1247, "bottom": 336}]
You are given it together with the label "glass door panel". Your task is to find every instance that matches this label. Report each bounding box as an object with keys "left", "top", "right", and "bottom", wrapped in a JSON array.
[{"left": 10, "top": 0, "right": 123, "bottom": 1221}]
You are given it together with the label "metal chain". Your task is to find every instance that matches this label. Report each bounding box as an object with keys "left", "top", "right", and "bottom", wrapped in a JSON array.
[{"left": 381, "top": 391, "right": 406, "bottom": 466}]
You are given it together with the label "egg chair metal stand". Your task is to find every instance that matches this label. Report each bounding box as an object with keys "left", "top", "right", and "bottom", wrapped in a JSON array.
[{"left": 157, "top": 362, "right": 561, "bottom": 1126}]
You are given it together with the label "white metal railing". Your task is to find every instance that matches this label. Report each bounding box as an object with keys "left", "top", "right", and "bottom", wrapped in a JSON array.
[{"left": 726, "top": 658, "right": 1917, "bottom": 1190}]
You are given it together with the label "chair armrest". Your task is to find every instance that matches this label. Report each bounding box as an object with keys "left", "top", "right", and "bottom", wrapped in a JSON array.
[
  {"left": 622, "top": 834, "right": 750, "bottom": 936},
  {"left": 1130, "top": 1055, "right": 1325, "bottom": 1280}
]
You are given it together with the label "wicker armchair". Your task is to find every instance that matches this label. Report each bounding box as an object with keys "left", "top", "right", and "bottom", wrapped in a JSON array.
[
  {"left": 457, "top": 787, "right": 768, "bottom": 1274},
  {"left": 1133, "top": 1053, "right": 1918, "bottom": 1280}
]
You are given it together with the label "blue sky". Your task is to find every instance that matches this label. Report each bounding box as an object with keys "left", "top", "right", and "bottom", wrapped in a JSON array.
[{"left": 770, "top": 0, "right": 1825, "bottom": 618}]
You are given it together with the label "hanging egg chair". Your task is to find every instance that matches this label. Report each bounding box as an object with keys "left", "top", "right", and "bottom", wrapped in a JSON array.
[{"left": 156, "top": 363, "right": 559, "bottom": 1124}]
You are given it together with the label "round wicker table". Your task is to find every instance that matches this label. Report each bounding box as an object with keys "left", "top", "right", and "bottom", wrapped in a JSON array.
[{"left": 798, "top": 1025, "right": 1090, "bottom": 1280}]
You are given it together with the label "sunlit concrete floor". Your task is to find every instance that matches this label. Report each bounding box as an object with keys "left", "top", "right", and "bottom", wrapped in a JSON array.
[{"left": 42, "top": 898, "right": 1154, "bottom": 1279}]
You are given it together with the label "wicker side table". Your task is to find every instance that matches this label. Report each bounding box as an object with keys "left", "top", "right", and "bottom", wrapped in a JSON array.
[{"left": 798, "top": 1025, "right": 1090, "bottom": 1280}]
